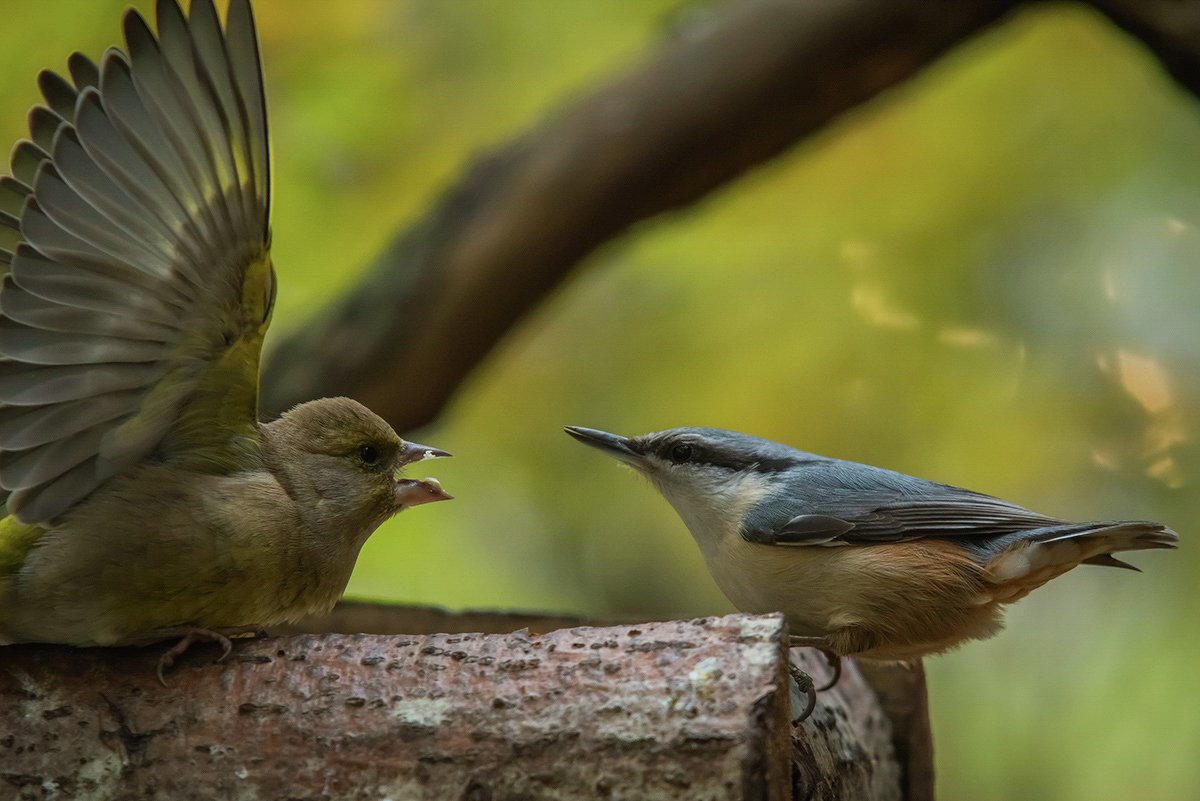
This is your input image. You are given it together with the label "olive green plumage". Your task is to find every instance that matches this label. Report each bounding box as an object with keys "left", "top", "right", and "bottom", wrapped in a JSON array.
[{"left": 0, "top": 0, "right": 450, "bottom": 648}]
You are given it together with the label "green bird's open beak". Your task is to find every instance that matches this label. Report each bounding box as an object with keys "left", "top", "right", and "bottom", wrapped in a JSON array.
[
  {"left": 394, "top": 441, "right": 452, "bottom": 506},
  {"left": 401, "top": 441, "right": 452, "bottom": 464},
  {"left": 395, "top": 477, "right": 452, "bottom": 506}
]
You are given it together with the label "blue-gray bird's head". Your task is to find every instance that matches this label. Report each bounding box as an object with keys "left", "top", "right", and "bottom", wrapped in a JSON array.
[{"left": 563, "top": 425, "right": 809, "bottom": 549}]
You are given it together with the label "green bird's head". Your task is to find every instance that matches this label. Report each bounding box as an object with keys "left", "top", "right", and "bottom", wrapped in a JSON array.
[{"left": 262, "top": 397, "right": 452, "bottom": 542}]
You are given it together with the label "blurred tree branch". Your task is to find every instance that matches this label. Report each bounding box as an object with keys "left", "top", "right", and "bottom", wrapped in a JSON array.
[
  {"left": 1083, "top": 0, "right": 1200, "bottom": 98},
  {"left": 261, "top": 0, "right": 1200, "bottom": 431},
  {"left": 260, "top": 0, "right": 1020, "bottom": 426}
]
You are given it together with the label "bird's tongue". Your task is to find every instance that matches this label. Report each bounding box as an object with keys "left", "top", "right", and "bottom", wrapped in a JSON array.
[{"left": 394, "top": 477, "right": 452, "bottom": 506}]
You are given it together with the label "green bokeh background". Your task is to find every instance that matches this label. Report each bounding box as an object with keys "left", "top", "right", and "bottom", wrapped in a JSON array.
[{"left": 4, "top": 1, "right": 1198, "bottom": 798}]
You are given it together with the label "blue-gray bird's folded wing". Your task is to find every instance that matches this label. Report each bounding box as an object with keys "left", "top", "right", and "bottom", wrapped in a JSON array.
[
  {"left": 749, "top": 491, "right": 1061, "bottom": 546},
  {"left": 0, "top": 0, "right": 272, "bottom": 524}
]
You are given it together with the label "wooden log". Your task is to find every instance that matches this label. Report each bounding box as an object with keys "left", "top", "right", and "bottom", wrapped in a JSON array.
[
  {"left": 856, "top": 659, "right": 934, "bottom": 801},
  {"left": 284, "top": 601, "right": 933, "bottom": 801},
  {"left": 0, "top": 613, "right": 916, "bottom": 800},
  {"left": 275, "top": 598, "right": 597, "bottom": 637}
]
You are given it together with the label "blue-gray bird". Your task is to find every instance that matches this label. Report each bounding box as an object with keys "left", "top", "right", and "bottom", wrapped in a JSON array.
[
  {"left": 565, "top": 425, "right": 1177, "bottom": 719},
  {"left": 0, "top": 0, "right": 451, "bottom": 680}
]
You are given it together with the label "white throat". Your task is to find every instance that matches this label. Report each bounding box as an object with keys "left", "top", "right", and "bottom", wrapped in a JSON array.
[{"left": 649, "top": 468, "right": 772, "bottom": 558}]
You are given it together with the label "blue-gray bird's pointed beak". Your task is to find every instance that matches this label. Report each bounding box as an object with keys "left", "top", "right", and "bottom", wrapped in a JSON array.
[{"left": 563, "top": 426, "right": 640, "bottom": 464}]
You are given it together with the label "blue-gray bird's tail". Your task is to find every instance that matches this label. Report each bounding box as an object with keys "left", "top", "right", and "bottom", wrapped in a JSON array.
[
  {"left": 1064, "top": 521, "right": 1179, "bottom": 570},
  {"left": 982, "top": 521, "right": 1177, "bottom": 599}
]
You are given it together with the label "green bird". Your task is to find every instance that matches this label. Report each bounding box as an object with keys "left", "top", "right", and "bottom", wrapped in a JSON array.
[{"left": 0, "top": 0, "right": 451, "bottom": 678}]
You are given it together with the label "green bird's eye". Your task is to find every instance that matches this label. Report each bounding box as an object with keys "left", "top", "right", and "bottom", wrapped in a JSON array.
[{"left": 358, "top": 444, "right": 380, "bottom": 465}]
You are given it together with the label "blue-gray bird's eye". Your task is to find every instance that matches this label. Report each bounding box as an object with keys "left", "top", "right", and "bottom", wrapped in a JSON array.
[
  {"left": 358, "top": 444, "right": 381, "bottom": 465},
  {"left": 668, "top": 443, "right": 693, "bottom": 463}
]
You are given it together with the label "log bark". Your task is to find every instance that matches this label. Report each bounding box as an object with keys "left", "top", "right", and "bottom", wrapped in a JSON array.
[
  {"left": 0, "top": 612, "right": 919, "bottom": 801},
  {"left": 282, "top": 601, "right": 934, "bottom": 800},
  {"left": 259, "top": 0, "right": 1020, "bottom": 427},
  {"left": 275, "top": 598, "right": 597, "bottom": 637},
  {"left": 856, "top": 660, "right": 935, "bottom": 801}
]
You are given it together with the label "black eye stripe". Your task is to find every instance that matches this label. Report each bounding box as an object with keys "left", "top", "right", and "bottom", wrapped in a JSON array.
[
  {"left": 703, "top": 452, "right": 791, "bottom": 473},
  {"left": 653, "top": 440, "right": 797, "bottom": 474}
]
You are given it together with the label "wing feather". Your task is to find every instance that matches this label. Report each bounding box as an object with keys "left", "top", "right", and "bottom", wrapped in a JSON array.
[
  {"left": 0, "top": 280, "right": 178, "bottom": 341},
  {"left": 53, "top": 127, "right": 181, "bottom": 263},
  {"left": 9, "top": 459, "right": 101, "bottom": 524},
  {"left": 28, "top": 107, "right": 66, "bottom": 154},
  {"left": 766, "top": 492, "right": 1062, "bottom": 546},
  {"left": 0, "top": 178, "right": 30, "bottom": 218},
  {"left": 67, "top": 54, "right": 101, "bottom": 92},
  {"left": 0, "top": 361, "right": 168, "bottom": 406},
  {"left": 34, "top": 164, "right": 174, "bottom": 280},
  {"left": 845, "top": 496, "right": 1058, "bottom": 541},
  {"left": 125, "top": 11, "right": 236, "bottom": 256},
  {"left": 160, "top": 1, "right": 243, "bottom": 230},
  {"left": 97, "top": 60, "right": 213, "bottom": 285},
  {"left": 0, "top": 319, "right": 167, "bottom": 366},
  {"left": 9, "top": 248, "right": 187, "bottom": 324},
  {"left": 0, "top": 392, "right": 143, "bottom": 450},
  {"left": 187, "top": 0, "right": 259, "bottom": 241},
  {"left": 225, "top": 0, "right": 270, "bottom": 236},
  {"left": 745, "top": 460, "right": 1065, "bottom": 547},
  {"left": 10, "top": 141, "right": 49, "bottom": 186},
  {"left": 0, "top": 0, "right": 272, "bottom": 523},
  {"left": 0, "top": 423, "right": 110, "bottom": 490},
  {"left": 35, "top": 71, "right": 78, "bottom": 121}
]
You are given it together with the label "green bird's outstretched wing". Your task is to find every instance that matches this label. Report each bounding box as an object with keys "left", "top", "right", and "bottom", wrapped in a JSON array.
[{"left": 0, "top": 0, "right": 272, "bottom": 525}]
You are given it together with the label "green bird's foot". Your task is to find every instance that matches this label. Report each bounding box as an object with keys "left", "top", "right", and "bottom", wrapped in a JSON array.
[{"left": 155, "top": 626, "right": 262, "bottom": 685}]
